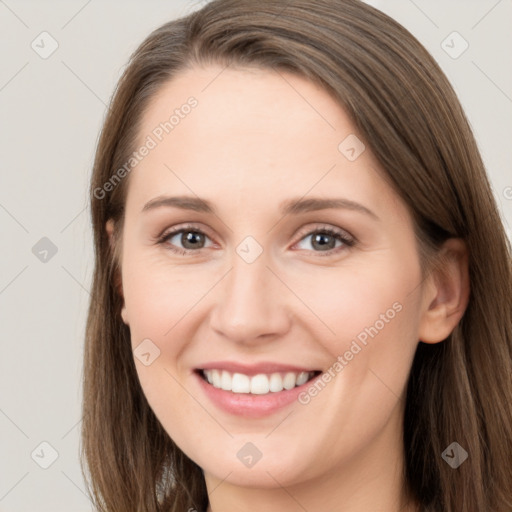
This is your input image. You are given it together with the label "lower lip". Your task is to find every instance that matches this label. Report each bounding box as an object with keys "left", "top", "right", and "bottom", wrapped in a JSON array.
[{"left": 194, "top": 371, "right": 320, "bottom": 418}]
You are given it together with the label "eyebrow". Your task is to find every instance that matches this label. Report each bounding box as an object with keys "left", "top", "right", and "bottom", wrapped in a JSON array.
[{"left": 141, "top": 195, "right": 379, "bottom": 220}]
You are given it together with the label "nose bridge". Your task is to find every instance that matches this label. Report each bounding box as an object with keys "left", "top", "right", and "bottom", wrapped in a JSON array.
[{"left": 209, "top": 239, "right": 290, "bottom": 342}]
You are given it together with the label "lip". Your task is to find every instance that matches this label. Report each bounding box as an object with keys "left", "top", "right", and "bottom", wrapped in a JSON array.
[
  {"left": 193, "top": 366, "right": 322, "bottom": 418},
  {"left": 197, "top": 360, "right": 320, "bottom": 376}
]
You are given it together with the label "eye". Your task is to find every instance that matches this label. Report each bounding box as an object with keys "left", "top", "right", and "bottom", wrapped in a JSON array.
[
  {"left": 292, "top": 225, "right": 355, "bottom": 256},
  {"left": 156, "top": 223, "right": 356, "bottom": 257},
  {"left": 157, "top": 224, "right": 215, "bottom": 255}
]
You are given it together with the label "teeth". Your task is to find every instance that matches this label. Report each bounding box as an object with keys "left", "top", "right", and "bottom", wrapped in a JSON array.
[
  {"left": 232, "top": 373, "right": 250, "bottom": 393},
  {"left": 202, "top": 369, "right": 315, "bottom": 394},
  {"left": 220, "top": 370, "right": 232, "bottom": 391},
  {"left": 250, "top": 374, "right": 269, "bottom": 394},
  {"left": 296, "top": 371, "right": 309, "bottom": 386},
  {"left": 269, "top": 373, "right": 283, "bottom": 392}
]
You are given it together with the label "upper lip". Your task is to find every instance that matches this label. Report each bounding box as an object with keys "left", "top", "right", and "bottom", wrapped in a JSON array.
[{"left": 197, "top": 361, "right": 321, "bottom": 376}]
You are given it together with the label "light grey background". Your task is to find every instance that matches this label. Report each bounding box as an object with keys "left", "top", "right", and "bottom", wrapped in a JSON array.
[{"left": 0, "top": 1, "right": 510, "bottom": 510}]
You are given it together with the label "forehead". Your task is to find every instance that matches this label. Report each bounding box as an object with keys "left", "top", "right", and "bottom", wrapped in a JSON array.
[
  {"left": 141, "top": 64, "right": 349, "bottom": 131},
  {"left": 125, "top": 64, "right": 402, "bottom": 221}
]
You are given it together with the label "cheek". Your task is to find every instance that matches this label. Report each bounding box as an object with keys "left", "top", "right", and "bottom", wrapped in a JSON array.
[
  {"left": 121, "top": 252, "right": 205, "bottom": 344},
  {"left": 299, "top": 250, "right": 423, "bottom": 399},
  {"left": 286, "top": 255, "right": 422, "bottom": 455},
  {"left": 120, "top": 253, "right": 226, "bottom": 418},
  {"left": 303, "top": 253, "right": 421, "bottom": 342},
  {"left": 120, "top": 257, "right": 212, "bottom": 436}
]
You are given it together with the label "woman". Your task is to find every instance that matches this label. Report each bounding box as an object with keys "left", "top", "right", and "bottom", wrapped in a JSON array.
[{"left": 81, "top": 1, "right": 512, "bottom": 511}]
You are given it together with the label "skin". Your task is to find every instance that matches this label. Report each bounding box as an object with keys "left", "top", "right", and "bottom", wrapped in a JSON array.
[{"left": 107, "top": 65, "right": 469, "bottom": 512}]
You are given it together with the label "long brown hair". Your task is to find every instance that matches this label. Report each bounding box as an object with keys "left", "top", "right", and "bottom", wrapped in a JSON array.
[{"left": 81, "top": 1, "right": 512, "bottom": 511}]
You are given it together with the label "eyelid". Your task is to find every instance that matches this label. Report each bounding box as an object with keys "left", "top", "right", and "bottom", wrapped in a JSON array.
[
  {"left": 293, "top": 223, "right": 355, "bottom": 245},
  {"left": 157, "top": 222, "right": 214, "bottom": 241}
]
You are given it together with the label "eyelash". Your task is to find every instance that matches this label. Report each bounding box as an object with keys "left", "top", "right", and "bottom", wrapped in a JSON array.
[{"left": 156, "top": 223, "right": 356, "bottom": 257}]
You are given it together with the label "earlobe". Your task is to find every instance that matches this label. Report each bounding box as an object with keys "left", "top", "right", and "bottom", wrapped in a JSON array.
[
  {"left": 105, "top": 218, "right": 129, "bottom": 325},
  {"left": 121, "top": 305, "right": 129, "bottom": 326},
  {"left": 418, "top": 238, "right": 470, "bottom": 344}
]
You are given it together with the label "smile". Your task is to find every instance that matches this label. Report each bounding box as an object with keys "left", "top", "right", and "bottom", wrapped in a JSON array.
[
  {"left": 193, "top": 361, "right": 323, "bottom": 417},
  {"left": 199, "top": 369, "right": 321, "bottom": 395}
]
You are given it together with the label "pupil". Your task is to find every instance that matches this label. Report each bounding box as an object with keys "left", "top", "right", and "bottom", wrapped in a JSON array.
[
  {"left": 313, "top": 233, "right": 334, "bottom": 250},
  {"left": 183, "top": 231, "right": 204, "bottom": 249}
]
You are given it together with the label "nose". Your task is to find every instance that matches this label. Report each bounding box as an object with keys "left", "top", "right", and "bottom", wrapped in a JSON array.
[{"left": 208, "top": 249, "right": 291, "bottom": 346}]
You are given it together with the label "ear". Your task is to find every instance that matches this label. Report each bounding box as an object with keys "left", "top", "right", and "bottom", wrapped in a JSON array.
[
  {"left": 418, "top": 238, "right": 470, "bottom": 344},
  {"left": 106, "top": 219, "right": 129, "bottom": 325}
]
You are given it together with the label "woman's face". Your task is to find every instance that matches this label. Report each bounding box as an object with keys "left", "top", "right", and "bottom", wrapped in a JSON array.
[{"left": 114, "top": 65, "right": 432, "bottom": 490}]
